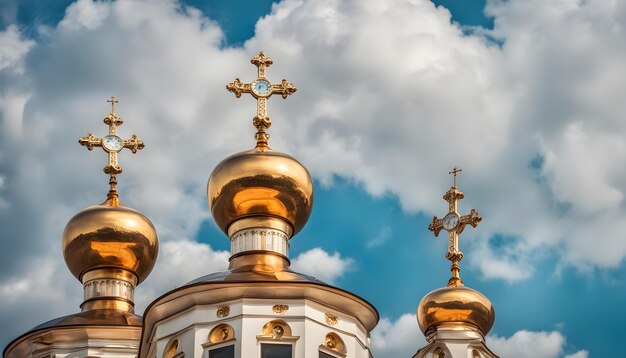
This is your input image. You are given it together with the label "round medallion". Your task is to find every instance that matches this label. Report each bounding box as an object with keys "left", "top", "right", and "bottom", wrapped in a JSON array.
[
  {"left": 102, "top": 135, "right": 124, "bottom": 152},
  {"left": 442, "top": 212, "right": 460, "bottom": 231},
  {"left": 251, "top": 78, "right": 272, "bottom": 97}
]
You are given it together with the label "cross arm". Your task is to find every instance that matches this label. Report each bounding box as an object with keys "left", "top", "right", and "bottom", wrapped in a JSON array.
[
  {"left": 271, "top": 79, "right": 297, "bottom": 99},
  {"left": 79, "top": 133, "right": 102, "bottom": 151},
  {"left": 457, "top": 209, "right": 481, "bottom": 235},
  {"left": 460, "top": 209, "right": 481, "bottom": 227},
  {"left": 428, "top": 216, "right": 444, "bottom": 237},
  {"left": 226, "top": 78, "right": 251, "bottom": 98},
  {"left": 124, "top": 134, "right": 145, "bottom": 153}
]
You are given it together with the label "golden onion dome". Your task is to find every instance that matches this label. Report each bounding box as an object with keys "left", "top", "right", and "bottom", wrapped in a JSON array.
[
  {"left": 417, "top": 285, "right": 495, "bottom": 336},
  {"left": 62, "top": 198, "right": 158, "bottom": 285},
  {"left": 208, "top": 146, "right": 314, "bottom": 236}
]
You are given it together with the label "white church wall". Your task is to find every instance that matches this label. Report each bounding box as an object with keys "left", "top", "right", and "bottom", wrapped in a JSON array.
[{"left": 149, "top": 297, "right": 372, "bottom": 358}]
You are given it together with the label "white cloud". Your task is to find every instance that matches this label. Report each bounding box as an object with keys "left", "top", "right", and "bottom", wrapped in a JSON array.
[
  {"left": 371, "top": 314, "right": 424, "bottom": 358},
  {"left": 370, "top": 315, "right": 590, "bottom": 358},
  {"left": 0, "top": 24, "right": 33, "bottom": 72},
  {"left": 469, "top": 237, "right": 535, "bottom": 282},
  {"left": 291, "top": 248, "right": 354, "bottom": 284},
  {"left": 366, "top": 226, "right": 392, "bottom": 249},
  {"left": 245, "top": 0, "right": 626, "bottom": 282},
  {"left": 136, "top": 240, "right": 229, "bottom": 310},
  {"left": 0, "top": 0, "right": 625, "bottom": 348},
  {"left": 489, "top": 330, "right": 589, "bottom": 358}
]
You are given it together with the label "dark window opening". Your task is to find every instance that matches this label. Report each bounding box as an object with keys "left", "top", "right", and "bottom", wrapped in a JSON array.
[
  {"left": 261, "top": 343, "right": 292, "bottom": 358},
  {"left": 209, "top": 345, "right": 234, "bottom": 358}
]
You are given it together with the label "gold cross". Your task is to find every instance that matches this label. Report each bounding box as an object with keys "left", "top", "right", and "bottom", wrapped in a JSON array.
[
  {"left": 78, "top": 97, "right": 145, "bottom": 202},
  {"left": 449, "top": 166, "right": 462, "bottom": 187},
  {"left": 107, "top": 96, "right": 119, "bottom": 113},
  {"left": 226, "top": 51, "right": 297, "bottom": 148},
  {"left": 428, "top": 167, "right": 482, "bottom": 287}
]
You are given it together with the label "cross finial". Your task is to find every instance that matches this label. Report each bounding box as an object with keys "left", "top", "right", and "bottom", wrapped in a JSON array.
[
  {"left": 449, "top": 166, "right": 462, "bottom": 187},
  {"left": 107, "top": 96, "right": 119, "bottom": 113},
  {"left": 226, "top": 51, "right": 297, "bottom": 149},
  {"left": 427, "top": 169, "right": 482, "bottom": 287},
  {"left": 78, "top": 98, "right": 145, "bottom": 204}
]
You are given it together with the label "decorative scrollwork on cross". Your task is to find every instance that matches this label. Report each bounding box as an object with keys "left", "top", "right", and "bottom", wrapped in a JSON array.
[
  {"left": 78, "top": 97, "right": 144, "bottom": 203},
  {"left": 428, "top": 167, "right": 482, "bottom": 287},
  {"left": 226, "top": 51, "right": 297, "bottom": 148}
]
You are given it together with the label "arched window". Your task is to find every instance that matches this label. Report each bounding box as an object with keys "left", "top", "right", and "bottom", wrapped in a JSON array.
[
  {"left": 433, "top": 347, "right": 446, "bottom": 358},
  {"left": 319, "top": 332, "right": 346, "bottom": 357},
  {"left": 209, "top": 324, "right": 235, "bottom": 344},
  {"left": 257, "top": 320, "right": 299, "bottom": 358},
  {"left": 202, "top": 324, "right": 236, "bottom": 358},
  {"left": 163, "top": 339, "right": 179, "bottom": 358}
]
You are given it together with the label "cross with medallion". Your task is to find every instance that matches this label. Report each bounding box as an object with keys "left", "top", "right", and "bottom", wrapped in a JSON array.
[
  {"left": 78, "top": 97, "right": 144, "bottom": 201},
  {"left": 226, "top": 51, "right": 297, "bottom": 148},
  {"left": 428, "top": 167, "right": 482, "bottom": 287}
]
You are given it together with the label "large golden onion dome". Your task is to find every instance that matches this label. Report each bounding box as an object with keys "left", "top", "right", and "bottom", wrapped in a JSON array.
[
  {"left": 62, "top": 196, "right": 159, "bottom": 284},
  {"left": 417, "top": 285, "right": 495, "bottom": 336},
  {"left": 208, "top": 146, "right": 314, "bottom": 236}
]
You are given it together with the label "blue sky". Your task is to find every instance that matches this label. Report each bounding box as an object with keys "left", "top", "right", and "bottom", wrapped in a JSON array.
[{"left": 1, "top": 0, "right": 625, "bottom": 357}]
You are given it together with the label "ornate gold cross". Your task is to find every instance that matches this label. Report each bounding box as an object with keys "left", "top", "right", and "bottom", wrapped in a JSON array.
[
  {"left": 226, "top": 51, "right": 297, "bottom": 148},
  {"left": 78, "top": 97, "right": 144, "bottom": 202},
  {"left": 428, "top": 167, "right": 482, "bottom": 287}
]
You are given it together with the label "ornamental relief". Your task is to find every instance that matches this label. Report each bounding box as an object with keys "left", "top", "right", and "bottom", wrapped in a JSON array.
[
  {"left": 325, "top": 313, "right": 339, "bottom": 326},
  {"left": 272, "top": 304, "right": 289, "bottom": 314},
  {"left": 216, "top": 305, "right": 230, "bottom": 318}
]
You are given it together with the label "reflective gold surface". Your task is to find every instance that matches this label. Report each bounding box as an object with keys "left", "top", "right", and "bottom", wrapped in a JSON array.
[
  {"left": 4, "top": 310, "right": 142, "bottom": 358},
  {"left": 81, "top": 298, "right": 134, "bottom": 312},
  {"left": 228, "top": 217, "right": 293, "bottom": 238},
  {"left": 208, "top": 147, "right": 314, "bottom": 236},
  {"left": 62, "top": 201, "right": 159, "bottom": 284},
  {"left": 417, "top": 286, "right": 495, "bottom": 336}
]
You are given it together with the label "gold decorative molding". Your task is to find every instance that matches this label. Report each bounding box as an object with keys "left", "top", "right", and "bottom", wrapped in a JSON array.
[
  {"left": 272, "top": 304, "right": 289, "bottom": 314},
  {"left": 208, "top": 324, "right": 235, "bottom": 344},
  {"left": 226, "top": 51, "right": 297, "bottom": 148},
  {"left": 428, "top": 167, "right": 482, "bottom": 287},
  {"left": 257, "top": 320, "right": 300, "bottom": 342},
  {"left": 216, "top": 306, "right": 230, "bottom": 318},
  {"left": 325, "top": 313, "right": 339, "bottom": 326},
  {"left": 322, "top": 332, "right": 346, "bottom": 355}
]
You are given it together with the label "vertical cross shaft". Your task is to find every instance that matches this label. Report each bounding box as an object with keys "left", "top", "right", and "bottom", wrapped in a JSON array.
[
  {"left": 226, "top": 51, "right": 297, "bottom": 148},
  {"left": 427, "top": 167, "right": 482, "bottom": 287},
  {"left": 107, "top": 96, "right": 119, "bottom": 113},
  {"left": 78, "top": 97, "right": 145, "bottom": 204}
]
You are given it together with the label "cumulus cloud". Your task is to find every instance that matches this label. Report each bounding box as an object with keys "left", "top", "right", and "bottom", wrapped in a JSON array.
[
  {"left": 0, "top": 25, "right": 33, "bottom": 72},
  {"left": 245, "top": 0, "right": 626, "bottom": 282},
  {"left": 0, "top": 0, "right": 244, "bottom": 346},
  {"left": 371, "top": 316, "right": 589, "bottom": 358},
  {"left": 489, "top": 330, "right": 589, "bottom": 358},
  {"left": 1, "top": 0, "right": 624, "bottom": 349},
  {"left": 291, "top": 247, "right": 354, "bottom": 283},
  {"left": 371, "top": 314, "right": 424, "bottom": 358},
  {"left": 135, "top": 240, "right": 229, "bottom": 310}
]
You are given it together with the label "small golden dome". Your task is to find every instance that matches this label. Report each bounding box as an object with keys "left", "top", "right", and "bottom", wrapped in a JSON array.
[
  {"left": 417, "top": 286, "right": 495, "bottom": 336},
  {"left": 62, "top": 199, "right": 159, "bottom": 284},
  {"left": 208, "top": 147, "right": 314, "bottom": 236}
]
